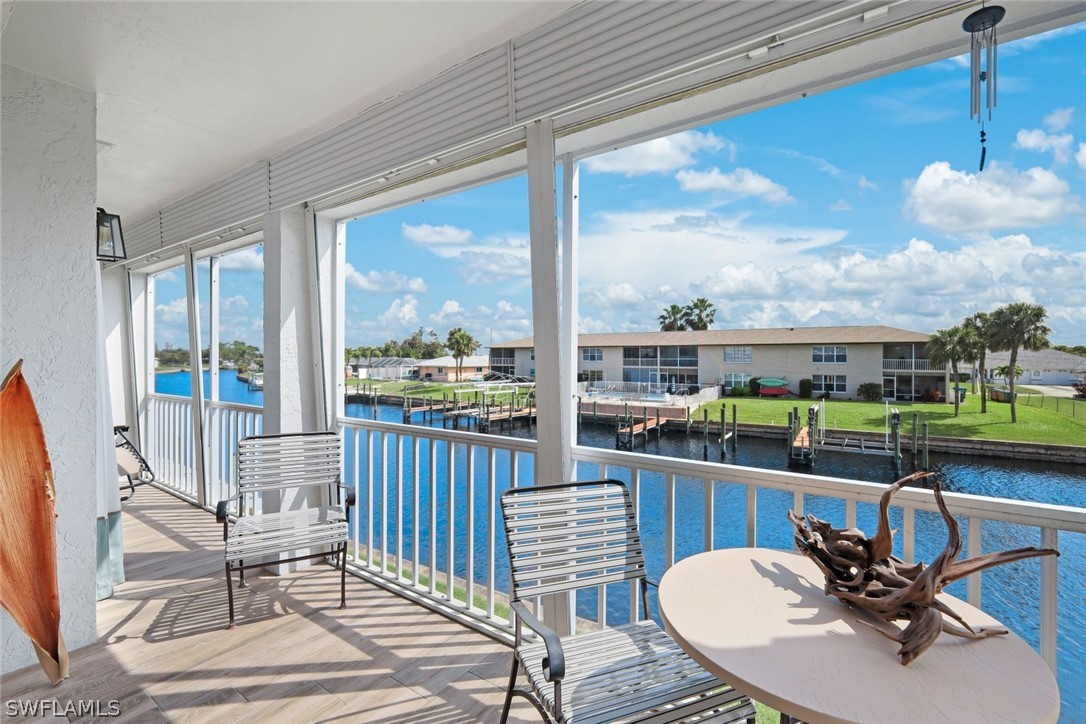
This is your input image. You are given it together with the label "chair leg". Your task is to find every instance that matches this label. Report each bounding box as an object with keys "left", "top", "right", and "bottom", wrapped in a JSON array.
[
  {"left": 500, "top": 654, "right": 519, "bottom": 724},
  {"left": 339, "top": 543, "right": 348, "bottom": 609},
  {"left": 225, "top": 562, "right": 236, "bottom": 630},
  {"left": 238, "top": 559, "right": 247, "bottom": 588}
]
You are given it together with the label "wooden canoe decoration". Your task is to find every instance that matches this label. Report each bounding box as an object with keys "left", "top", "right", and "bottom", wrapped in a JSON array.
[
  {"left": 789, "top": 471, "right": 1059, "bottom": 665},
  {"left": 0, "top": 360, "right": 69, "bottom": 684}
]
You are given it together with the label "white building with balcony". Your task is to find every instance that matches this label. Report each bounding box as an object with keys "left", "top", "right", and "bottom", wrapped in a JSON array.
[{"left": 492, "top": 326, "right": 950, "bottom": 400}]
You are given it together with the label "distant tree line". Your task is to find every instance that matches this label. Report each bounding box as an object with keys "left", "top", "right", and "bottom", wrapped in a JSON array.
[
  {"left": 1053, "top": 344, "right": 1086, "bottom": 358},
  {"left": 927, "top": 302, "right": 1051, "bottom": 423},
  {"left": 346, "top": 326, "right": 480, "bottom": 372},
  {"left": 155, "top": 340, "right": 263, "bottom": 373}
]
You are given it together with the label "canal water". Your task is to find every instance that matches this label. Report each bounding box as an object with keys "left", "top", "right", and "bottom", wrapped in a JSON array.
[{"left": 157, "top": 372, "right": 1086, "bottom": 716}]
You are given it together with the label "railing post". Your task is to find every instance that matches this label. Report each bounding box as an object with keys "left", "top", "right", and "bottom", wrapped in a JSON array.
[{"left": 1041, "top": 527, "right": 1058, "bottom": 673}]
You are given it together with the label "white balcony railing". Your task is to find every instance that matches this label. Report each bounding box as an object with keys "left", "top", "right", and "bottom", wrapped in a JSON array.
[
  {"left": 146, "top": 393, "right": 263, "bottom": 506},
  {"left": 883, "top": 359, "right": 947, "bottom": 371},
  {"left": 144, "top": 406, "right": 1085, "bottom": 696}
]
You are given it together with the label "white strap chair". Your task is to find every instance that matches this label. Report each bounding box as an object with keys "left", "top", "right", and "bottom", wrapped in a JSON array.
[
  {"left": 499, "top": 479, "right": 755, "bottom": 723},
  {"left": 215, "top": 431, "right": 354, "bottom": 628}
]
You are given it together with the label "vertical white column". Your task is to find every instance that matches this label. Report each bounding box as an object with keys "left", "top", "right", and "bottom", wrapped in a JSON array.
[
  {"left": 528, "top": 119, "right": 573, "bottom": 635},
  {"left": 527, "top": 119, "right": 572, "bottom": 486},
  {"left": 209, "top": 256, "right": 221, "bottom": 403},
  {"left": 184, "top": 249, "right": 208, "bottom": 506},
  {"left": 331, "top": 220, "right": 346, "bottom": 424},
  {"left": 561, "top": 156, "right": 579, "bottom": 457},
  {"left": 263, "top": 204, "right": 321, "bottom": 436},
  {"left": 308, "top": 208, "right": 338, "bottom": 431}
]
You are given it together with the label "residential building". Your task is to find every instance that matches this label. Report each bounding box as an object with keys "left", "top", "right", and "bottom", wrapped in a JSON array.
[
  {"left": 492, "top": 325, "right": 950, "bottom": 401},
  {"left": 986, "top": 349, "right": 1086, "bottom": 386},
  {"left": 417, "top": 355, "right": 490, "bottom": 382}
]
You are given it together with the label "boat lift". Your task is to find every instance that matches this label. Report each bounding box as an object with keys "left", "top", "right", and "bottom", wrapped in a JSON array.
[{"left": 790, "top": 401, "right": 904, "bottom": 471}]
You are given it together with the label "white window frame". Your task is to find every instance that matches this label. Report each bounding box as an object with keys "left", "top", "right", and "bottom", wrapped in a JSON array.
[
  {"left": 722, "top": 372, "right": 753, "bottom": 388},
  {"left": 812, "top": 374, "right": 847, "bottom": 393},
  {"left": 724, "top": 346, "right": 753, "bottom": 364},
  {"left": 812, "top": 345, "right": 847, "bottom": 364},
  {"left": 581, "top": 347, "right": 603, "bottom": 362}
]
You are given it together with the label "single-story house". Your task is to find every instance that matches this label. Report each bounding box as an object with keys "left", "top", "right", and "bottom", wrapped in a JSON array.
[
  {"left": 492, "top": 326, "right": 950, "bottom": 402},
  {"left": 417, "top": 355, "right": 490, "bottom": 382},
  {"left": 985, "top": 349, "right": 1086, "bottom": 386},
  {"left": 349, "top": 357, "right": 420, "bottom": 380}
]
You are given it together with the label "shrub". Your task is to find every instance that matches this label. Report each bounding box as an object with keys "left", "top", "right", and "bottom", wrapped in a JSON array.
[
  {"left": 749, "top": 377, "right": 761, "bottom": 396},
  {"left": 730, "top": 386, "right": 750, "bottom": 397},
  {"left": 857, "top": 382, "right": 883, "bottom": 402},
  {"left": 799, "top": 378, "right": 813, "bottom": 399},
  {"left": 1073, "top": 381, "right": 1086, "bottom": 399}
]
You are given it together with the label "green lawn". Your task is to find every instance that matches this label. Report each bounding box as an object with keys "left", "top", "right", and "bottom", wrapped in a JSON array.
[{"left": 695, "top": 393, "right": 1086, "bottom": 446}]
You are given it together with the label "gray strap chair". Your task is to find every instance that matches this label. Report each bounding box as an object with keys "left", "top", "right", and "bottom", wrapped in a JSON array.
[
  {"left": 215, "top": 431, "right": 354, "bottom": 628},
  {"left": 499, "top": 479, "right": 755, "bottom": 723}
]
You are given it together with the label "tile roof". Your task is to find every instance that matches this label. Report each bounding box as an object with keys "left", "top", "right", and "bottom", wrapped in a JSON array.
[{"left": 492, "top": 325, "right": 931, "bottom": 349}]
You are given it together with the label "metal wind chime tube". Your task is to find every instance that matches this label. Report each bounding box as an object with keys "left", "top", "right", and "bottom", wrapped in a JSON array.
[
  {"left": 963, "top": 5, "right": 1005, "bottom": 170},
  {"left": 965, "top": 5, "right": 1003, "bottom": 121}
]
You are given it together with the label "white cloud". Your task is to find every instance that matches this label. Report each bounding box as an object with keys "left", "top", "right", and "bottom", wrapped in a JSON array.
[
  {"left": 345, "top": 264, "right": 427, "bottom": 293},
  {"left": 1014, "top": 128, "right": 1074, "bottom": 164},
  {"left": 829, "top": 199, "right": 852, "bottom": 212},
  {"left": 155, "top": 297, "right": 187, "bottom": 324},
  {"left": 904, "top": 161, "right": 1079, "bottom": 234},
  {"left": 1076, "top": 142, "right": 1086, "bottom": 171},
  {"left": 378, "top": 295, "right": 419, "bottom": 327},
  {"left": 1044, "top": 107, "right": 1075, "bottom": 132},
  {"left": 587, "top": 283, "right": 643, "bottom": 308},
  {"left": 457, "top": 251, "right": 531, "bottom": 285},
  {"left": 219, "top": 247, "right": 263, "bottom": 272},
  {"left": 222, "top": 295, "right": 249, "bottom": 311},
  {"left": 858, "top": 176, "right": 878, "bottom": 191},
  {"left": 675, "top": 167, "right": 794, "bottom": 205},
  {"left": 401, "top": 222, "right": 472, "bottom": 245},
  {"left": 428, "top": 299, "right": 464, "bottom": 326},
  {"left": 583, "top": 130, "right": 731, "bottom": 176},
  {"left": 578, "top": 207, "right": 846, "bottom": 293}
]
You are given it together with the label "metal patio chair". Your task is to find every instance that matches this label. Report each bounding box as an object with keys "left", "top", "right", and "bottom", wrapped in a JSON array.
[
  {"left": 115, "top": 425, "right": 154, "bottom": 502},
  {"left": 215, "top": 431, "right": 354, "bottom": 628},
  {"left": 499, "top": 479, "right": 755, "bottom": 724}
]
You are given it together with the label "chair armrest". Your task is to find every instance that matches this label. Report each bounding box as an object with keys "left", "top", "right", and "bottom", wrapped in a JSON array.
[
  {"left": 511, "top": 601, "right": 565, "bottom": 683},
  {"left": 338, "top": 482, "right": 356, "bottom": 507},
  {"left": 216, "top": 493, "right": 242, "bottom": 524}
]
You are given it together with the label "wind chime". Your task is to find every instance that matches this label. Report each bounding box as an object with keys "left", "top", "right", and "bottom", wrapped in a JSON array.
[{"left": 963, "top": 4, "right": 1005, "bottom": 171}]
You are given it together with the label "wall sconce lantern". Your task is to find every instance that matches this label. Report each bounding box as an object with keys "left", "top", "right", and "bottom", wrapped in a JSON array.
[{"left": 96, "top": 207, "right": 126, "bottom": 262}]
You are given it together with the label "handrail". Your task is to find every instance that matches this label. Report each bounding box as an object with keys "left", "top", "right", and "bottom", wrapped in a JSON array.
[
  {"left": 337, "top": 415, "right": 539, "bottom": 454},
  {"left": 571, "top": 445, "right": 1086, "bottom": 533}
]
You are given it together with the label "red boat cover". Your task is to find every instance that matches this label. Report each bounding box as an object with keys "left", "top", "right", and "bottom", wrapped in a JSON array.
[{"left": 758, "top": 386, "right": 791, "bottom": 396}]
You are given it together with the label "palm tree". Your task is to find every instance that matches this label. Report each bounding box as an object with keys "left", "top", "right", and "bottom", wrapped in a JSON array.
[
  {"left": 682, "top": 297, "right": 717, "bottom": 331},
  {"left": 658, "top": 304, "right": 686, "bottom": 331},
  {"left": 445, "top": 327, "right": 480, "bottom": 382},
  {"left": 994, "top": 364, "right": 1023, "bottom": 385},
  {"left": 928, "top": 325, "right": 969, "bottom": 416},
  {"left": 961, "top": 312, "right": 991, "bottom": 414},
  {"left": 989, "top": 302, "right": 1051, "bottom": 423}
]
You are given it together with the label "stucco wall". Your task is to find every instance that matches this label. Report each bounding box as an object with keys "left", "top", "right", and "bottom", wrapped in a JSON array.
[{"left": 1, "top": 64, "right": 99, "bottom": 672}]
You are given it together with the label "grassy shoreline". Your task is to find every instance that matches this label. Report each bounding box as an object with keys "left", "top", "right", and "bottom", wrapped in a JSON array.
[{"left": 695, "top": 394, "right": 1085, "bottom": 447}]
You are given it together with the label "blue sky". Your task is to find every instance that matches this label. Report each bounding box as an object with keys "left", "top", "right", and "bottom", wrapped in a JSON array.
[{"left": 155, "top": 22, "right": 1085, "bottom": 351}]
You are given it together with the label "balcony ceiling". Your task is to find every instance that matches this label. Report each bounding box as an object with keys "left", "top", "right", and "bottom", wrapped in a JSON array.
[{"left": 0, "top": 1, "right": 576, "bottom": 219}]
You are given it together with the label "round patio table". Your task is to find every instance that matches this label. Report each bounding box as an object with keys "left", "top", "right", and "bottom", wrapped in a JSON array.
[{"left": 658, "top": 548, "right": 1059, "bottom": 724}]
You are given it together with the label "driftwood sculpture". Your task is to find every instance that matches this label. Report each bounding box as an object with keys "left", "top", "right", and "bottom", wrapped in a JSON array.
[
  {"left": 789, "top": 471, "right": 1059, "bottom": 665},
  {"left": 0, "top": 360, "right": 69, "bottom": 684}
]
